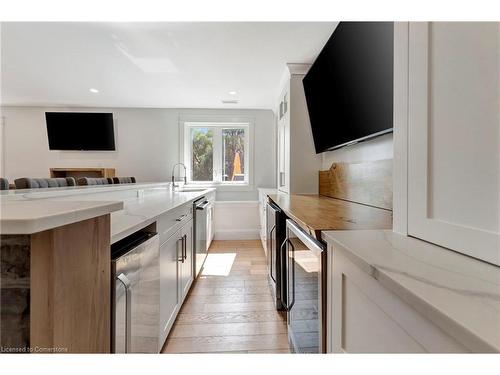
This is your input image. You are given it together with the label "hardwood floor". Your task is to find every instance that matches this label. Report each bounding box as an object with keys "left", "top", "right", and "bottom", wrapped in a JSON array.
[{"left": 161, "top": 239, "right": 290, "bottom": 354}]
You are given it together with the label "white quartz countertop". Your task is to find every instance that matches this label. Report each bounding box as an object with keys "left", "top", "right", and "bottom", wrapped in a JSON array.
[
  {"left": 322, "top": 230, "right": 500, "bottom": 352},
  {"left": 0, "top": 199, "right": 123, "bottom": 234},
  {"left": 109, "top": 188, "right": 214, "bottom": 243},
  {"left": 0, "top": 183, "right": 215, "bottom": 242}
]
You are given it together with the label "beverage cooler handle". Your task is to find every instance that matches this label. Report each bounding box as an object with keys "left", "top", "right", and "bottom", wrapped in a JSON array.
[
  {"left": 280, "top": 238, "right": 294, "bottom": 311},
  {"left": 288, "top": 239, "right": 295, "bottom": 311},
  {"left": 116, "top": 273, "right": 132, "bottom": 353},
  {"left": 269, "top": 225, "right": 276, "bottom": 283},
  {"left": 280, "top": 237, "right": 290, "bottom": 311}
]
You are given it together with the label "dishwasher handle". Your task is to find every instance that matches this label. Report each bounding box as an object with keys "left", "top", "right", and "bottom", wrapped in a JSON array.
[
  {"left": 196, "top": 201, "right": 210, "bottom": 210},
  {"left": 116, "top": 273, "right": 132, "bottom": 353}
]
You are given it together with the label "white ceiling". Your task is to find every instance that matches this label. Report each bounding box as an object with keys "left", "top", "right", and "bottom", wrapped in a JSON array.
[{"left": 1, "top": 22, "right": 337, "bottom": 109}]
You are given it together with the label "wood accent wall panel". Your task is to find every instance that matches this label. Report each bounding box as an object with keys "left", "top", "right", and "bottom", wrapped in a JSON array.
[
  {"left": 319, "top": 159, "right": 393, "bottom": 210},
  {"left": 30, "top": 215, "right": 111, "bottom": 353}
]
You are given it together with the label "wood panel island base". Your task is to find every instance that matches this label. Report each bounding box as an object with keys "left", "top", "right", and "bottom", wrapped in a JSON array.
[
  {"left": 1, "top": 216, "right": 111, "bottom": 353},
  {"left": 0, "top": 198, "right": 123, "bottom": 354}
]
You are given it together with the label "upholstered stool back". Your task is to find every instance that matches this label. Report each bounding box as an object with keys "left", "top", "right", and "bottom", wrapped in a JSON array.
[
  {"left": 112, "top": 177, "right": 136, "bottom": 184},
  {"left": 14, "top": 177, "right": 76, "bottom": 189},
  {"left": 0, "top": 178, "right": 9, "bottom": 190},
  {"left": 77, "top": 177, "right": 113, "bottom": 186}
]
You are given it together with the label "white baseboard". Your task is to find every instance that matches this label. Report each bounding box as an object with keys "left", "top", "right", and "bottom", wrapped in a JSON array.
[{"left": 214, "top": 229, "right": 260, "bottom": 240}]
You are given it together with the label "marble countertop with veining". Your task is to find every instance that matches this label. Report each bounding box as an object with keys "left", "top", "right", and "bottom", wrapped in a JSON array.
[{"left": 322, "top": 229, "right": 500, "bottom": 352}]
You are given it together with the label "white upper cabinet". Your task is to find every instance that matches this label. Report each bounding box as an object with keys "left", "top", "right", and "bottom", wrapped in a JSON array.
[
  {"left": 407, "top": 22, "right": 500, "bottom": 265},
  {"left": 276, "top": 64, "right": 321, "bottom": 194}
]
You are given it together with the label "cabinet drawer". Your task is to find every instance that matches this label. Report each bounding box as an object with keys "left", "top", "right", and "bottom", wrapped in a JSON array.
[{"left": 157, "top": 204, "right": 193, "bottom": 246}]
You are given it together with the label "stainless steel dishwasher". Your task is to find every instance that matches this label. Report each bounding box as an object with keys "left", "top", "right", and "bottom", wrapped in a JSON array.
[
  {"left": 194, "top": 196, "right": 209, "bottom": 278},
  {"left": 111, "top": 231, "right": 160, "bottom": 353}
]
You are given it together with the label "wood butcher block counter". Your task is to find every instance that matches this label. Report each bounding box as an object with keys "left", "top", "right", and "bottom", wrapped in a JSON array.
[{"left": 268, "top": 193, "right": 393, "bottom": 239}]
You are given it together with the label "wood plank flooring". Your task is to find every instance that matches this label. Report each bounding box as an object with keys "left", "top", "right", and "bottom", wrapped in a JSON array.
[{"left": 161, "top": 240, "right": 290, "bottom": 354}]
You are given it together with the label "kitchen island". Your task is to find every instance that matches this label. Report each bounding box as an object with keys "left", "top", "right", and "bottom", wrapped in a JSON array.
[{"left": 0, "top": 183, "right": 215, "bottom": 353}]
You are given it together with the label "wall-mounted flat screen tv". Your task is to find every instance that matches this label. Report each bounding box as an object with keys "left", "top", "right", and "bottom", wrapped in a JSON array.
[
  {"left": 45, "top": 112, "right": 116, "bottom": 151},
  {"left": 303, "top": 22, "right": 394, "bottom": 153}
]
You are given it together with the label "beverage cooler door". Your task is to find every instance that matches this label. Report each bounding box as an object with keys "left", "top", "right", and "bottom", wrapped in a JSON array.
[
  {"left": 284, "top": 219, "right": 325, "bottom": 353},
  {"left": 266, "top": 202, "right": 277, "bottom": 285},
  {"left": 113, "top": 234, "right": 160, "bottom": 353}
]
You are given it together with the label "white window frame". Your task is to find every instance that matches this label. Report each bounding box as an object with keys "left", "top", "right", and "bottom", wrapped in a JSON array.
[{"left": 179, "top": 116, "right": 254, "bottom": 191}]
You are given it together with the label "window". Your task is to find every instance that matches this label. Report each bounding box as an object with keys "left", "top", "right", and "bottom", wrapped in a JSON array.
[{"left": 182, "top": 121, "right": 252, "bottom": 186}]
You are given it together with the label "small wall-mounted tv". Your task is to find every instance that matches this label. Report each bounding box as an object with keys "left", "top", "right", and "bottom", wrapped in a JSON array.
[
  {"left": 303, "top": 22, "right": 394, "bottom": 154},
  {"left": 46, "top": 112, "right": 116, "bottom": 151}
]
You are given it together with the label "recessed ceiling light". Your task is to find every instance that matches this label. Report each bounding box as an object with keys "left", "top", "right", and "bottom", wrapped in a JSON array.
[
  {"left": 89, "top": 88, "right": 99, "bottom": 93},
  {"left": 228, "top": 91, "right": 237, "bottom": 96}
]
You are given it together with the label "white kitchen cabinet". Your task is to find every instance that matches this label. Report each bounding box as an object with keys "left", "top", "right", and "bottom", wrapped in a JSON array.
[
  {"left": 178, "top": 218, "right": 194, "bottom": 300},
  {"left": 159, "top": 229, "right": 182, "bottom": 347},
  {"left": 277, "top": 90, "right": 288, "bottom": 193},
  {"left": 276, "top": 64, "right": 321, "bottom": 195},
  {"left": 324, "top": 229, "right": 500, "bottom": 353},
  {"left": 328, "top": 241, "right": 469, "bottom": 353},
  {"left": 258, "top": 188, "right": 277, "bottom": 254},
  {"left": 205, "top": 191, "right": 215, "bottom": 250},
  {"left": 405, "top": 22, "right": 500, "bottom": 265},
  {"left": 158, "top": 203, "right": 195, "bottom": 348}
]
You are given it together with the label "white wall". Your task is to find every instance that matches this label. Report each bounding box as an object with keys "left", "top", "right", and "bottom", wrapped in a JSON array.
[
  {"left": 0, "top": 106, "right": 276, "bottom": 201},
  {"left": 320, "top": 133, "right": 393, "bottom": 170},
  {"left": 214, "top": 201, "right": 260, "bottom": 240}
]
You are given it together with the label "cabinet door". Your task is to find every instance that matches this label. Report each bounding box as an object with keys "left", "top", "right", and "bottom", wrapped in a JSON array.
[
  {"left": 277, "top": 98, "right": 290, "bottom": 193},
  {"left": 179, "top": 219, "right": 194, "bottom": 301},
  {"left": 206, "top": 203, "right": 214, "bottom": 250},
  {"left": 408, "top": 22, "right": 500, "bottom": 265},
  {"left": 159, "top": 229, "right": 182, "bottom": 346},
  {"left": 277, "top": 117, "right": 285, "bottom": 191}
]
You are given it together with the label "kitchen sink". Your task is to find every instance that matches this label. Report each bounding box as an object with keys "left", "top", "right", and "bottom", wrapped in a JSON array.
[{"left": 176, "top": 188, "right": 207, "bottom": 193}]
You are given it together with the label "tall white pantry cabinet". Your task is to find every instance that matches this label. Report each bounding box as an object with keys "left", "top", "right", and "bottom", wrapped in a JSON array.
[
  {"left": 276, "top": 64, "right": 321, "bottom": 195},
  {"left": 394, "top": 22, "right": 500, "bottom": 266}
]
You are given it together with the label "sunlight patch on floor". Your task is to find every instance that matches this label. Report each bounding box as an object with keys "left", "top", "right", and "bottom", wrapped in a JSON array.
[{"left": 200, "top": 253, "right": 237, "bottom": 276}]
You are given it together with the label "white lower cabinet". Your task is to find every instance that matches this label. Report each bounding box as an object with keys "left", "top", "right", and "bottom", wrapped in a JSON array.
[
  {"left": 206, "top": 192, "right": 215, "bottom": 250},
  {"left": 159, "top": 230, "right": 182, "bottom": 347},
  {"left": 328, "top": 247, "right": 469, "bottom": 353},
  {"left": 178, "top": 219, "right": 194, "bottom": 300},
  {"left": 258, "top": 188, "right": 277, "bottom": 255},
  {"left": 158, "top": 215, "right": 194, "bottom": 349}
]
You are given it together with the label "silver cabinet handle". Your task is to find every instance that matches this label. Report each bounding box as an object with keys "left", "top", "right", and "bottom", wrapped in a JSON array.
[
  {"left": 178, "top": 237, "right": 184, "bottom": 263},
  {"left": 183, "top": 234, "right": 187, "bottom": 260},
  {"left": 181, "top": 234, "right": 185, "bottom": 260},
  {"left": 176, "top": 214, "right": 187, "bottom": 222},
  {"left": 116, "top": 273, "right": 132, "bottom": 353},
  {"left": 279, "top": 172, "right": 285, "bottom": 187}
]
